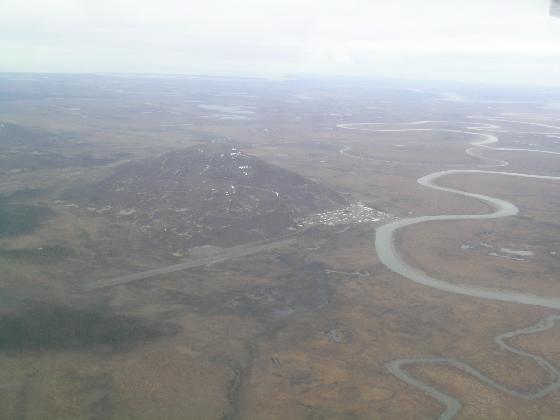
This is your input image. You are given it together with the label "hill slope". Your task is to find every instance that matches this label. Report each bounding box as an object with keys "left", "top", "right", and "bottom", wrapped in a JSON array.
[{"left": 65, "top": 143, "right": 346, "bottom": 249}]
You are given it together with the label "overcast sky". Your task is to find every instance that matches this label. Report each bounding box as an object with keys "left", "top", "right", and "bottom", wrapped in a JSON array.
[{"left": 1, "top": 0, "right": 560, "bottom": 86}]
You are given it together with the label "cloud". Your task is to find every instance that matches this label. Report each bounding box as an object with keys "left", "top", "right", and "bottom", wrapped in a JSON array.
[{"left": 1, "top": 0, "right": 559, "bottom": 85}]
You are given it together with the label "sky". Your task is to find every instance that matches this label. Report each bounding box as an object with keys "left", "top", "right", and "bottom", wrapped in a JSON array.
[{"left": 1, "top": 0, "right": 560, "bottom": 86}]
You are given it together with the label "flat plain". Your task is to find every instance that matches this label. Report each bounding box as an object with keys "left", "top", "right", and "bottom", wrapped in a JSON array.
[{"left": 1, "top": 74, "right": 560, "bottom": 419}]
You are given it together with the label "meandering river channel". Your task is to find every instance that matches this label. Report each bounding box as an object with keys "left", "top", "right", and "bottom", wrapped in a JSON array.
[{"left": 340, "top": 119, "right": 560, "bottom": 419}]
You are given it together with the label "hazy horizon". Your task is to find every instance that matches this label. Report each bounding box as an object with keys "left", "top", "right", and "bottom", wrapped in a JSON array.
[{"left": 1, "top": 0, "right": 560, "bottom": 87}]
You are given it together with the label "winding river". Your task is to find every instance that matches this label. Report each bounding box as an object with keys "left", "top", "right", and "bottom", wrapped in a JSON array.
[{"left": 339, "top": 119, "right": 560, "bottom": 419}]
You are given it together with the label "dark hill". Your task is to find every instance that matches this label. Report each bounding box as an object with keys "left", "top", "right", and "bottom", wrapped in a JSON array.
[{"left": 65, "top": 143, "right": 346, "bottom": 249}]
